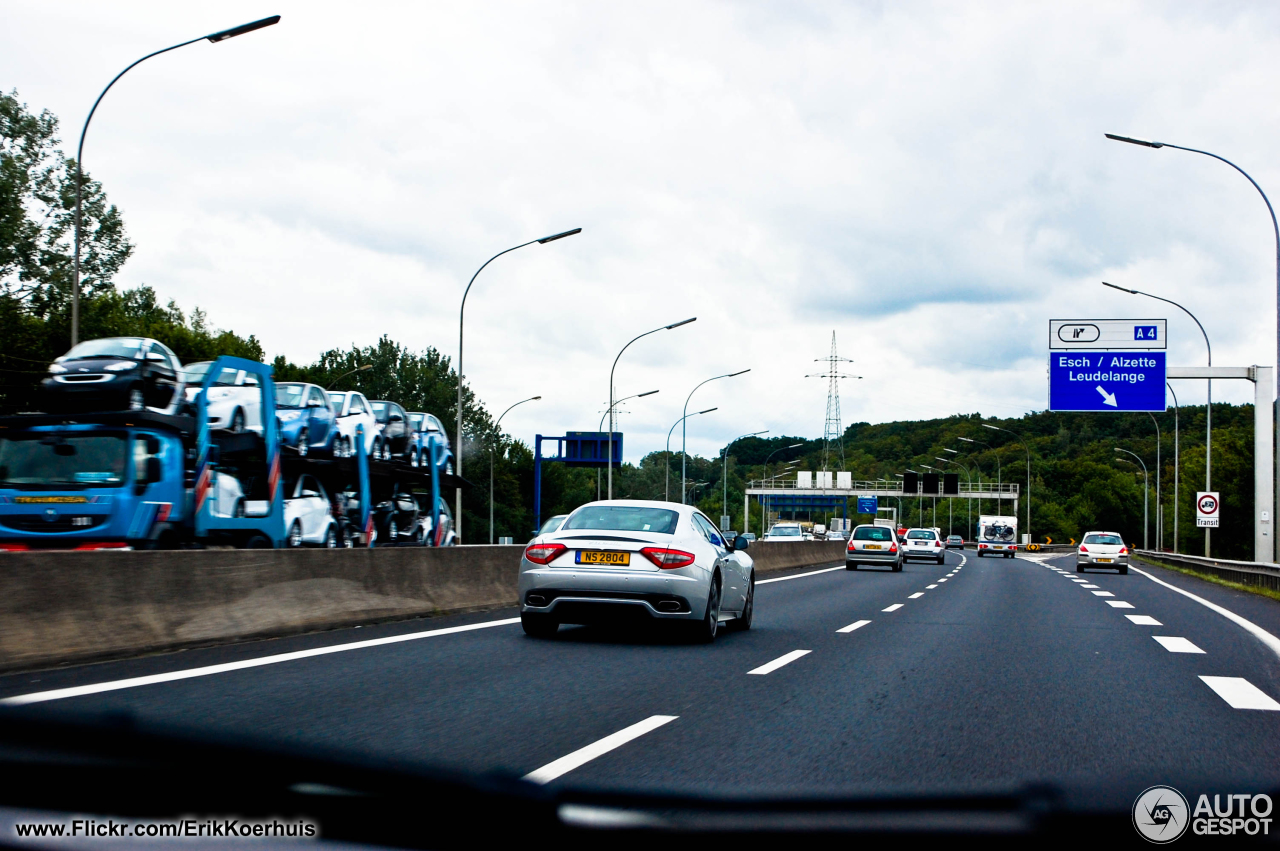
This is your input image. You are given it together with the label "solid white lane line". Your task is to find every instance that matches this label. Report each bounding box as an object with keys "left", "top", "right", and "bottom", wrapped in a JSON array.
[
  {"left": 1105, "top": 601, "right": 1135, "bottom": 609},
  {"left": 747, "top": 649, "right": 812, "bottom": 675},
  {"left": 882, "top": 603, "right": 904, "bottom": 612},
  {"left": 927, "top": 584, "right": 938, "bottom": 589},
  {"left": 837, "top": 619, "right": 871, "bottom": 634},
  {"left": 909, "top": 592, "right": 924, "bottom": 599},
  {"left": 1091, "top": 591, "right": 1115, "bottom": 597},
  {"left": 757, "top": 566, "right": 846, "bottom": 585},
  {"left": 1199, "top": 677, "right": 1280, "bottom": 711},
  {"left": 1126, "top": 615, "right": 1163, "bottom": 626},
  {"left": 1152, "top": 636, "right": 1205, "bottom": 654},
  {"left": 1130, "top": 563, "right": 1280, "bottom": 662},
  {"left": 0, "top": 617, "right": 523, "bottom": 706},
  {"left": 523, "top": 715, "right": 678, "bottom": 784}
]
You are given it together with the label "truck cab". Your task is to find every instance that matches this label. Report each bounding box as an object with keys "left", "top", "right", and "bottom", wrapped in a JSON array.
[{"left": 0, "top": 414, "right": 189, "bottom": 550}]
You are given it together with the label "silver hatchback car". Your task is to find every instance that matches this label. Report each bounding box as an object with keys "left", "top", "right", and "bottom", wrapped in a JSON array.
[
  {"left": 519, "top": 500, "right": 754, "bottom": 642},
  {"left": 1076, "top": 531, "right": 1129, "bottom": 573},
  {"left": 845, "top": 524, "right": 902, "bottom": 571}
]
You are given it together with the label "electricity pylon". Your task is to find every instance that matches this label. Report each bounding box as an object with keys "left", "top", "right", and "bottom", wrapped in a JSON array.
[{"left": 804, "top": 331, "right": 858, "bottom": 471}]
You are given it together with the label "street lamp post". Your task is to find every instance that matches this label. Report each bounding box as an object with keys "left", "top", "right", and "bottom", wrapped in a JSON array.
[
  {"left": 597, "top": 390, "right": 659, "bottom": 500},
  {"left": 1168, "top": 382, "right": 1180, "bottom": 553},
  {"left": 1102, "top": 281, "right": 1211, "bottom": 555},
  {"left": 1106, "top": 133, "right": 1277, "bottom": 558},
  {"left": 1148, "top": 412, "right": 1162, "bottom": 552},
  {"left": 332, "top": 364, "right": 372, "bottom": 387},
  {"left": 760, "top": 443, "right": 803, "bottom": 536},
  {"left": 682, "top": 370, "right": 750, "bottom": 503},
  {"left": 490, "top": 396, "right": 540, "bottom": 544},
  {"left": 666, "top": 408, "right": 716, "bottom": 501},
  {"left": 609, "top": 318, "right": 696, "bottom": 500},
  {"left": 723, "top": 430, "right": 768, "bottom": 531},
  {"left": 958, "top": 436, "right": 1001, "bottom": 513},
  {"left": 982, "top": 423, "right": 1031, "bottom": 543},
  {"left": 457, "top": 228, "right": 581, "bottom": 543},
  {"left": 71, "top": 15, "right": 282, "bottom": 347},
  {"left": 1116, "top": 448, "right": 1150, "bottom": 550}
]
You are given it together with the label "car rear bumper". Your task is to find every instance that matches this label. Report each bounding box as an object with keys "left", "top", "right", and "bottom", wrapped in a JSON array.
[
  {"left": 904, "top": 548, "right": 944, "bottom": 559},
  {"left": 1077, "top": 554, "right": 1129, "bottom": 565},
  {"left": 518, "top": 565, "right": 708, "bottom": 622},
  {"left": 846, "top": 550, "right": 899, "bottom": 565}
]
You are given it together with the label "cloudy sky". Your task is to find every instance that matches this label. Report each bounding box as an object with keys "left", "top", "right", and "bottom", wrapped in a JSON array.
[{"left": 3, "top": 2, "right": 1279, "bottom": 462}]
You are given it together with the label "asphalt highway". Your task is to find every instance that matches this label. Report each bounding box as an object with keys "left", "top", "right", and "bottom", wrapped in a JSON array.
[{"left": 4, "top": 550, "right": 1280, "bottom": 797}]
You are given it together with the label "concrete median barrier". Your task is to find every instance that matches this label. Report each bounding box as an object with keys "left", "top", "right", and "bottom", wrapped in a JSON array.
[{"left": 0, "top": 540, "right": 845, "bottom": 672}]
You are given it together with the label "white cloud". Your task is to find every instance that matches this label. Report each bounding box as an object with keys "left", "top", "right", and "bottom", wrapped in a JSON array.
[{"left": 3, "top": 0, "right": 1279, "bottom": 461}]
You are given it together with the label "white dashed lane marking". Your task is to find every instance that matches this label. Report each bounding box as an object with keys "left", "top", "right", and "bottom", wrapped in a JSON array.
[
  {"left": 523, "top": 715, "right": 678, "bottom": 784},
  {"left": 1091, "top": 591, "right": 1115, "bottom": 597},
  {"left": 1152, "top": 636, "right": 1205, "bottom": 654},
  {"left": 937, "top": 578, "right": 948, "bottom": 583},
  {"left": 1126, "top": 615, "right": 1163, "bottom": 626},
  {"left": 1106, "top": 601, "right": 1135, "bottom": 609},
  {"left": 927, "top": 584, "right": 938, "bottom": 589},
  {"left": 882, "top": 603, "right": 904, "bottom": 613},
  {"left": 909, "top": 592, "right": 924, "bottom": 599},
  {"left": 748, "top": 649, "right": 812, "bottom": 675},
  {"left": 837, "top": 619, "right": 871, "bottom": 634},
  {"left": 1200, "top": 677, "right": 1280, "bottom": 711}
]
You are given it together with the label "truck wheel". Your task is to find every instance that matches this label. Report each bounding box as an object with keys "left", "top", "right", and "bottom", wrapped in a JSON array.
[{"left": 243, "top": 533, "right": 273, "bottom": 549}]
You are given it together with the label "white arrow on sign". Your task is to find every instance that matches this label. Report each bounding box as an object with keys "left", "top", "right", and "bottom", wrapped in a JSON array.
[{"left": 1096, "top": 385, "right": 1118, "bottom": 407}]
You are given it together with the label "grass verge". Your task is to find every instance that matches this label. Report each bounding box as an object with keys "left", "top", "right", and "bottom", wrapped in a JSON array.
[{"left": 1136, "top": 557, "right": 1280, "bottom": 604}]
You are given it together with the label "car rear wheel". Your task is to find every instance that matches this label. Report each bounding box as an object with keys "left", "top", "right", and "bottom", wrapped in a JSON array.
[
  {"left": 893, "top": 559, "right": 902, "bottom": 572},
  {"left": 690, "top": 576, "right": 721, "bottom": 643},
  {"left": 409, "top": 448, "right": 420, "bottom": 467},
  {"left": 296, "top": 428, "right": 309, "bottom": 457},
  {"left": 936, "top": 555, "right": 945, "bottom": 564},
  {"left": 521, "top": 612, "right": 559, "bottom": 638},
  {"left": 287, "top": 521, "right": 303, "bottom": 548},
  {"left": 127, "top": 385, "right": 145, "bottom": 411},
  {"left": 1119, "top": 565, "right": 1129, "bottom": 575},
  {"left": 230, "top": 409, "right": 246, "bottom": 433},
  {"left": 322, "top": 526, "right": 337, "bottom": 548},
  {"left": 733, "top": 574, "right": 755, "bottom": 631},
  {"left": 846, "top": 561, "right": 857, "bottom": 570}
]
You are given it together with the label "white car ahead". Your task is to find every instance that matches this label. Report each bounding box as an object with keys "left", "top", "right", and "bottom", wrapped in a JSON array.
[
  {"left": 903, "top": 528, "right": 946, "bottom": 564},
  {"left": 183, "top": 362, "right": 262, "bottom": 433},
  {"left": 327, "top": 391, "right": 379, "bottom": 458},
  {"left": 1076, "top": 530, "right": 1129, "bottom": 574},
  {"left": 518, "top": 500, "right": 754, "bottom": 642}
]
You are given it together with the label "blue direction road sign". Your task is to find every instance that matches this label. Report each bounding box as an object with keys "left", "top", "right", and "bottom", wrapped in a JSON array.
[
  {"left": 856, "top": 496, "right": 878, "bottom": 514},
  {"left": 1049, "top": 351, "right": 1166, "bottom": 412}
]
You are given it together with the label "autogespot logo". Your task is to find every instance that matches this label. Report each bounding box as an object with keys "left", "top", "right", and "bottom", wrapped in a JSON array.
[{"left": 1134, "top": 786, "right": 1189, "bottom": 843}]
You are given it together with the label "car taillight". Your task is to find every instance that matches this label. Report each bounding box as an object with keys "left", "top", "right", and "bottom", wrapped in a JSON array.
[
  {"left": 889, "top": 544, "right": 897, "bottom": 552},
  {"left": 978, "top": 543, "right": 987, "bottom": 548},
  {"left": 0, "top": 543, "right": 29, "bottom": 552},
  {"left": 1079, "top": 545, "right": 1088, "bottom": 553},
  {"left": 847, "top": 542, "right": 856, "bottom": 551},
  {"left": 1119, "top": 546, "right": 1128, "bottom": 554},
  {"left": 524, "top": 542, "right": 566, "bottom": 564},
  {"left": 935, "top": 540, "right": 942, "bottom": 547},
  {"left": 641, "top": 547, "right": 696, "bottom": 569}
]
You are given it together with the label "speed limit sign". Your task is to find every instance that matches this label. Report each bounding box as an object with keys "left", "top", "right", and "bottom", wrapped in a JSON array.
[{"left": 1196, "top": 491, "right": 1220, "bottom": 528}]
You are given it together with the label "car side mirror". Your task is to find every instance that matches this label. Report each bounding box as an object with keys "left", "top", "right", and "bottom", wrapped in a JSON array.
[
  {"left": 733, "top": 535, "right": 749, "bottom": 551},
  {"left": 390, "top": 413, "right": 403, "bottom": 422}
]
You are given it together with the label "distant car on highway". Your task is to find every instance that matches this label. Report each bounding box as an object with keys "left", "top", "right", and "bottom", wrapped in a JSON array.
[
  {"left": 741, "top": 532, "right": 757, "bottom": 543},
  {"left": 274, "top": 382, "right": 337, "bottom": 457},
  {"left": 846, "top": 524, "right": 902, "bottom": 571},
  {"left": 183, "top": 361, "right": 262, "bottom": 434},
  {"left": 1077, "top": 531, "right": 1129, "bottom": 573},
  {"left": 327, "top": 391, "right": 379, "bottom": 458},
  {"left": 43, "top": 337, "right": 185, "bottom": 415},
  {"left": 945, "top": 534, "right": 964, "bottom": 549},
  {"left": 764, "top": 523, "right": 804, "bottom": 541},
  {"left": 519, "top": 499, "right": 754, "bottom": 642},
  {"left": 903, "top": 528, "right": 945, "bottom": 564}
]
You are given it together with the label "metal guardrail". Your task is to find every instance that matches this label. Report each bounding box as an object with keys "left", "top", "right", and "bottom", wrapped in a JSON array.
[{"left": 1135, "top": 549, "right": 1280, "bottom": 592}]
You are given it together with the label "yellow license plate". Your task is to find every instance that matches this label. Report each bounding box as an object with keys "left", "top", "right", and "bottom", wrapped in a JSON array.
[
  {"left": 575, "top": 550, "right": 630, "bottom": 566},
  {"left": 864, "top": 544, "right": 882, "bottom": 550},
  {"left": 14, "top": 496, "right": 88, "bottom": 504},
  {"left": 1098, "top": 558, "right": 1112, "bottom": 563}
]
